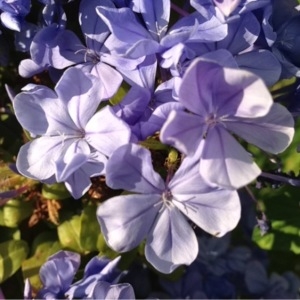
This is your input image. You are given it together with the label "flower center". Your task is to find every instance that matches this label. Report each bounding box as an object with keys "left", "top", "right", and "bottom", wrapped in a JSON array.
[
  {"left": 85, "top": 49, "right": 100, "bottom": 64},
  {"left": 75, "top": 47, "right": 100, "bottom": 64},
  {"left": 202, "top": 113, "right": 219, "bottom": 139},
  {"left": 161, "top": 190, "right": 174, "bottom": 209},
  {"left": 205, "top": 112, "right": 219, "bottom": 127}
]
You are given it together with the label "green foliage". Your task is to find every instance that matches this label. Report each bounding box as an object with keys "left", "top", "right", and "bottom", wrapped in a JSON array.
[
  {"left": 140, "top": 138, "right": 170, "bottom": 151},
  {"left": 279, "top": 118, "right": 300, "bottom": 174},
  {"left": 0, "top": 199, "right": 33, "bottom": 228},
  {"left": 109, "top": 82, "right": 130, "bottom": 106},
  {"left": 58, "top": 214, "right": 85, "bottom": 253},
  {"left": 79, "top": 203, "right": 102, "bottom": 252},
  {"left": 22, "top": 232, "right": 61, "bottom": 290},
  {"left": 0, "top": 240, "right": 29, "bottom": 283},
  {"left": 42, "top": 183, "right": 71, "bottom": 200},
  {"left": 252, "top": 186, "right": 300, "bottom": 254}
]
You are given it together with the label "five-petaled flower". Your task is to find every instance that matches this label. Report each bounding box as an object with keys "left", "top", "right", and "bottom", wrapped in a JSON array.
[
  {"left": 160, "top": 59, "right": 294, "bottom": 189},
  {"left": 13, "top": 67, "right": 131, "bottom": 198},
  {"left": 97, "top": 143, "right": 240, "bottom": 274}
]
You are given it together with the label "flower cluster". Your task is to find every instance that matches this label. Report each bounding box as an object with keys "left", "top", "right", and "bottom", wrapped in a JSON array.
[
  {"left": 1, "top": 0, "right": 300, "bottom": 298},
  {"left": 24, "top": 251, "right": 135, "bottom": 299}
]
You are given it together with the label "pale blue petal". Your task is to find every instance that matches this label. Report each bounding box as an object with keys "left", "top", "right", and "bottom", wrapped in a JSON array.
[
  {"left": 85, "top": 106, "right": 131, "bottom": 157},
  {"left": 66, "top": 256, "right": 121, "bottom": 299},
  {"left": 226, "top": 103, "right": 295, "bottom": 154},
  {"left": 160, "top": 110, "right": 205, "bottom": 155},
  {"left": 174, "top": 189, "right": 241, "bottom": 237},
  {"left": 213, "top": 0, "right": 240, "bottom": 16},
  {"left": 13, "top": 84, "right": 78, "bottom": 135},
  {"left": 89, "top": 62, "right": 123, "bottom": 100},
  {"left": 39, "top": 251, "right": 80, "bottom": 294},
  {"left": 16, "top": 136, "right": 73, "bottom": 181},
  {"left": 13, "top": 85, "right": 57, "bottom": 135},
  {"left": 97, "top": 194, "right": 161, "bottom": 252},
  {"left": 215, "top": 66, "right": 273, "bottom": 118},
  {"left": 217, "top": 12, "right": 260, "bottom": 54},
  {"left": 236, "top": 50, "right": 281, "bottom": 86},
  {"left": 118, "top": 54, "right": 157, "bottom": 90},
  {"left": 64, "top": 168, "right": 92, "bottom": 199},
  {"left": 82, "top": 151, "right": 107, "bottom": 177},
  {"left": 30, "top": 25, "right": 84, "bottom": 69},
  {"left": 18, "top": 59, "right": 47, "bottom": 78},
  {"left": 96, "top": 6, "right": 160, "bottom": 58},
  {"left": 131, "top": 0, "right": 170, "bottom": 41},
  {"left": 168, "top": 146, "right": 214, "bottom": 194},
  {"left": 146, "top": 206, "right": 198, "bottom": 274},
  {"left": 140, "top": 102, "right": 184, "bottom": 140},
  {"left": 55, "top": 67, "right": 101, "bottom": 129},
  {"left": 105, "top": 283, "right": 135, "bottom": 299},
  {"left": 88, "top": 281, "right": 110, "bottom": 299},
  {"left": 79, "top": 0, "right": 113, "bottom": 46},
  {"left": 179, "top": 59, "right": 273, "bottom": 119},
  {"left": 91, "top": 282, "right": 135, "bottom": 299},
  {"left": 161, "top": 11, "right": 227, "bottom": 47},
  {"left": 113, "top": 85, "right": 151, "bottom": 125},
  {"left": 197, "top": 49, "right": 238, "bottom": 68},
  {"left": 1, "top": 12, "right": 21, "bottom": 31},
  {"left": 64, "top": 153, "right": 106, "bottom": 199},
  {"left": 55, "top": 139, "right": 90, "bottom": 182},
  {"left": 200, "top": 126, "right": 261, "bottom": 189},
  {"left": 178, "top": 59, "right": 221, "bottom": 116},
  {"left": 105, "top": 143, "right": 165, "bottom": 193}
]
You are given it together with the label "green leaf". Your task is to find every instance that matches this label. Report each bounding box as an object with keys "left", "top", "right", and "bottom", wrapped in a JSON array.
[
  {"left": 0, "top": 199, "right": 33, "bottom": 228},
  {"left": 22, "top": 232, "right": 61, "bottom": 290},
  {"left": 0, "top": 240, "right": 29, "bottom": 283},
  {"left": 42, "top": 183, "right": 71, "bottom": 200},
  {"left": 252, "top": 185, "right": 300, "bottom": 254},
  {"left": 58, "top": 215, "right": 84, "bottom": 253},
  {"left": 79, "top": 204, "right": 101, "bottom": 252},
  {"left": 109, "top": 82, "right": 130, "bottom": 106},
  {"left": 278, "top": 119, "right": 300, "bottom": 175},
  {"left": 139, "top": 138, "right": 170, "bottom": 151}
]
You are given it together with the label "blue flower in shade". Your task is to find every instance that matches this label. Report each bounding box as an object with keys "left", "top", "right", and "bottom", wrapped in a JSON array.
[
  {"left": 25, "top": 252, "right": 135, "bottom": 299},
  {"left": 245, "top": 260, "right": 300, "bottom": 298},
  {"left": 160, "top": 58, "right": 294, "bottom": 189},
  {"left": 37, "top": 251, "right": 81, "bottom": 299},
  {"left": 191, "top": 0, "right": 270, "bottom": 20},
  {"left": 97, "top": 143, "right": 240, "bottom": 274},
  {"left": 0, "top": 0, "right": 30, "bottom": 31},
  {"left": 262, "top": 2, "right": 300, "bottom": 78},
  {"left": 66, "top": 256, "right": 122, "bottom": 298},
  {"left": 13, "top": 67, "right": 131, "bottom": 199}
]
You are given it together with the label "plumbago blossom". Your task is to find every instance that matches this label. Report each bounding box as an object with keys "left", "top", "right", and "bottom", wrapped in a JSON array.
[
  {"left": 24, "top": 251, "right": 135, "bottom": 299},
  {"left": 0, "top": 0, "right": 30, "bottom": 31},
  {"left": 190, "top": 0, "right": 270, "bottom": 19},
  {"left": 97, "top": 143, "right": 240, "bottom": 274},
  {"left": 160, "top": 58, "right": 295, "bottom": 189},
  {"left": 1, "top": 0, "right": 299, "bottom": 298},
  {"left": 12, "top": 67, "right": 131, "bottom": 199}
]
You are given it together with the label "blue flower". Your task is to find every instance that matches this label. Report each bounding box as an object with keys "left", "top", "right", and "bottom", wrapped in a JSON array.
[
  {"left": 0, "top": 0, "right": 30, "bottom": 31},
  {"left": 97, "top": 143, "right": 240, "bottom": 273},
  {"left": 13, "top": 67, "right": 131, "bottom": 198},
  {"left": 160, "top": 58, "right": 294, "bottom": 189}
]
